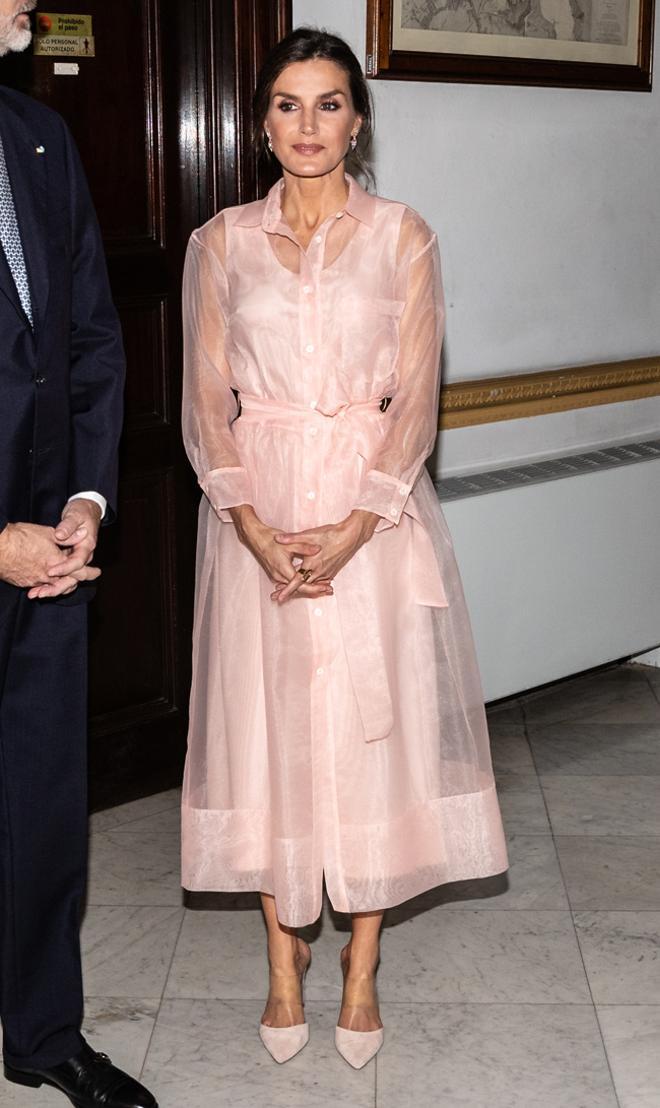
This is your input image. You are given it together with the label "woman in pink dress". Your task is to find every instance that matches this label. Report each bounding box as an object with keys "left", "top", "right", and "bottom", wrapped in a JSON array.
[{"left": 181, "top": 27, "right": 508, "bottom": 1068}]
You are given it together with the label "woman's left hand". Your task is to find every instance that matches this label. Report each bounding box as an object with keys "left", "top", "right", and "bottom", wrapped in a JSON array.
[{"left": 271, "top": 509, "right": 380, "bottom": 603}]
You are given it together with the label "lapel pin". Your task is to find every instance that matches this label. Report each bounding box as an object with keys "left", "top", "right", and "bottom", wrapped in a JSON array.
[{"left": 35, "top": 145, "right": 46, "bottom": 155}]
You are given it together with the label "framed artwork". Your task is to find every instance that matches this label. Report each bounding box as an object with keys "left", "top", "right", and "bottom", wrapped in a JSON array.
[{"left": 366, "top": 0, "right": 655, "bottom": 89}]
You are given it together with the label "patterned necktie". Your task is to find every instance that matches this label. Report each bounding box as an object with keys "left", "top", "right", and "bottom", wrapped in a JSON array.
[{"left": 0, "top": 132, "right": 33, "bottom": 326}]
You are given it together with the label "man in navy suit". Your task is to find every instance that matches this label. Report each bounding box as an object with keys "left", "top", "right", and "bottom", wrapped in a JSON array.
[{"left": 0, "top": 4, "right": 157, "bottom": 1105}]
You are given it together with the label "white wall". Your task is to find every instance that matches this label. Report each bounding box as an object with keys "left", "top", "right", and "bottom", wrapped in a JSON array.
[
  {"left": 292, "top": 1, "right": 660, "bottom": 475},
  {"left": 292, "top": 2, "right": 660, "bottom": 683}
]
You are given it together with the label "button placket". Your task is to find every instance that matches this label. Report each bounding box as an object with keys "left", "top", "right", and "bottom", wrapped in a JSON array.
[{"left": 299, "top": 253, "right": 320, "bottom": 406}]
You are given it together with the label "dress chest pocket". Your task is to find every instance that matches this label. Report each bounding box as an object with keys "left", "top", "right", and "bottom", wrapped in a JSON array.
[{"left": 338, "top": 296, "right": 405, "bottom": 387}]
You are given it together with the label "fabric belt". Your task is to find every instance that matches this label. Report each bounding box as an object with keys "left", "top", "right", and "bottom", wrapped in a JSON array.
[{"left": 238, "top": 394, "right": 384, "bottom": 420}]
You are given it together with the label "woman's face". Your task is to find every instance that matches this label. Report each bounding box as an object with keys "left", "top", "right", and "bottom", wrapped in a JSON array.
[{"left": 265, "top": 58, "right": 361, "bottom": 180}]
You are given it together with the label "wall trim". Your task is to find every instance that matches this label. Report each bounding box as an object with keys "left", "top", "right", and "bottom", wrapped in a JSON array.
[{"left": 439, "top": 356, "right": 660, "bottom": 429}]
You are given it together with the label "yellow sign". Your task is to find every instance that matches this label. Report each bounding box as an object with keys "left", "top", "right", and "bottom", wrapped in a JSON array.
[
  {"left": 34, "top": 34, "right": 95, "bottom": 56},
  {"left": 36, "top": 12, "right": 93, "bottom": 36}
]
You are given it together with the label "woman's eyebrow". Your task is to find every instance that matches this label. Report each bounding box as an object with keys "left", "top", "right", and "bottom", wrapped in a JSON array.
[{"left": 272, "top": 89, "right": 347, "bottom": 100}]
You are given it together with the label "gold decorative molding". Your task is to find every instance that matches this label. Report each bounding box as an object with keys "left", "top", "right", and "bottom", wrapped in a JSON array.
[{"left": 439, "top": 356, "right": 660, "bottom": 429}]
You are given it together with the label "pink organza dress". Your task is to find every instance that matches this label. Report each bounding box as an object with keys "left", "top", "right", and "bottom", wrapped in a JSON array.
[{"left": 181, "top": 174, "right": 508, "bottom": 927}]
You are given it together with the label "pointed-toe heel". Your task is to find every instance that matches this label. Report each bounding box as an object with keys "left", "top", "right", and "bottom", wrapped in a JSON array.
[
  {"left": 259, "top": 1021, "right": 309, "bottom": 1063},
  {"left": 259, "top": 951, "right": 311, "bottom": 1063},
  {"left": 335, "top": 1025, "right": 384, "bottom": 1069}
]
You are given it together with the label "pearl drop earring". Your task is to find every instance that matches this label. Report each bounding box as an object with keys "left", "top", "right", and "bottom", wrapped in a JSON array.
[
  {"left": 266, "top": 132, "right": 273, "bottom": 153},
  {"left": 350, "top": 133, "right": 358, "bottom": 151}
]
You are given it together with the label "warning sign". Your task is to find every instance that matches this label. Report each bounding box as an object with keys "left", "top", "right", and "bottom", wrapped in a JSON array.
[
  {"left": 34, "top": 34, "right": 95, "bottom": 56},
  {"left": 36, "top": 13, "right": 93, "bottom": 36}
]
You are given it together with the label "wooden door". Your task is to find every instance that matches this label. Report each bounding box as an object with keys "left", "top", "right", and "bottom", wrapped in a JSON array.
[{"left": 2, "top": 0, "right": 290, "bottom": 808}]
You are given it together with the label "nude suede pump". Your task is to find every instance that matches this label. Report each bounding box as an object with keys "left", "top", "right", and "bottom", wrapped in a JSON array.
[
  {"left": 259, "top": 963, "right": 310, "bottom": 1064},
  {"left": 335, "top": 1025, "right": 384, "bottom": 1068},
  {"left": 259, "top": 1020, "right": 310, "bottom": 1064}
]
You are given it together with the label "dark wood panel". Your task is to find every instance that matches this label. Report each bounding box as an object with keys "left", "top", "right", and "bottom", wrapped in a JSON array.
[
  {"left": 119, "top": 297, "right": 170, "bottom": 431},
  {"left": 89, "top": 469, "right": 177, "bottom": 728}
]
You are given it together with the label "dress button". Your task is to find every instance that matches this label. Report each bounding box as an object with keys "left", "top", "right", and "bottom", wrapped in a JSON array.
[
  {"left": 314, "top": 607, "right": 323, "bottom": 616},
  {"left": 398, "top": 486, "right": 407, "bottom": 496},
  {"left": 314, "top": 234, "right": 322, "bottom": 244},
  {"left": 308, "top": 426, "right": 318, "bottom": 436},
  {"left": 336, "top": 211, "right": 345, "bottom": 219},
  {"left": 35, "top": 376, "right": 46, "bottom": 385},
  {"left": 302, "top": 285, "right": 312, "bottom": 294},
  {"left": 309, "top": 400, "right": 317, "bottom": 409},
  {"left": 307, "top": 491, "right": 316, "bottom": 500},
  {"left": 389, "top": 508, "right": 398, "bottom": 517},
  {"left": 305, "top": 343, "right": 314, "bottom": 354},
  {"left": 316, "top": 666, "right": 324, "bottom": 676}
]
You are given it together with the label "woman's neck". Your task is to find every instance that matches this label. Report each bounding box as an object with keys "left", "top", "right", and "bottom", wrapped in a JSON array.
[{"left": 280, "top": 164, "right": 349, "bottom": 240}]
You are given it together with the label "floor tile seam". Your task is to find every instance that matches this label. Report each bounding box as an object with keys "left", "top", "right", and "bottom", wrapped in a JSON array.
[
  {"left": 91, "top": 902, "right": 660, "bottom": 913},
  {"left": 138, "top": 904, "right": 187, "bottom": 1082},
  {"left": 538, "top": 772, "right": 660, "bottom": 780},
  {"left": 554, "top": 832, "right": 660, "bottom": 840},
  {"left": 154, "top": 996, "right": 604, "bottom": 1007},
  {"left": 84, "top": 901, "right": 185, "bottom": 909},
  {"left": 569, "top": 908, "right": 660, "bottom": 914},
  {"left": 563, "top": 885, "right": 610, "bottom": 1048},
  {"left": 86, "top": 902, "right": 185, "bottom": 909},
  {"left": 90, "top": 804, "right": 181, "bottom": 831},
  {"left": 83, "top": 902, "right": 660, "bottom": 912},
  {"left": 90, "top": 829, "right": 181, "bottom": 837},
  {"left": 528, "top": 776, "right": 596, "bottom": 964},
  {"left": 592, "top": 1003, "right": 625, "bottom": 1108},
  {"left": 538, "top": 770, "right": 660, "bottom": 779},
  {"left": 595, "top": 1002, "right": 660, "bottom": 1008},
  {"left": 523, "top": 708, "right": 660, "bottom": 727},
  {"left": 641, "top": 667, "right": 660, "bottom": 707},
  {"left": 551, "top": 832, "right": 660, "bottom": 838}
]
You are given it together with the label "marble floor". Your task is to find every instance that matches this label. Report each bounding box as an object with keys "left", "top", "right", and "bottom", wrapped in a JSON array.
[{"left": 4, "top": 661, "right": 660, "bottom": 1108}]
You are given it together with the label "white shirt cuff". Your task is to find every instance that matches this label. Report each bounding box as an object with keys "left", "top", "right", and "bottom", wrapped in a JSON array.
[{"left": 67, "top": 491, "right": 107, "bottom": 520}]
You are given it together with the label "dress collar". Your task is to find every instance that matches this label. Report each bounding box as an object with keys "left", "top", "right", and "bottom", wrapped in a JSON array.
[{"left": 235, "top": 174, "right": 376, "bottom": 231}]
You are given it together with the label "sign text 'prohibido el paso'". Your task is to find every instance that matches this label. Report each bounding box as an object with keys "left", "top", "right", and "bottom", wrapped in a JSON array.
[{"left": 34, "top": 12, "right": 95, "bottom": 57}]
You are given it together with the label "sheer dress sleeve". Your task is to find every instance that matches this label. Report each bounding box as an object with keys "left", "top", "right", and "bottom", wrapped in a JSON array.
[
  {"left": 182, "top": 217, "right": 252, "bottom": 523},
  {"left": 353, "top": 209, "right": 445, "bottom": 529}
]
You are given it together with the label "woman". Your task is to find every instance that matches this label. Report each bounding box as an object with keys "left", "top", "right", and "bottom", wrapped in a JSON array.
[{"left": 181, "top": 27, "right": 508, "bottom": 1069}]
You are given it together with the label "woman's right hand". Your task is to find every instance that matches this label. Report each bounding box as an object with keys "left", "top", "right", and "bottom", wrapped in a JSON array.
[{"left": 228, "top": 505, "right": 334, "bottom": 598}]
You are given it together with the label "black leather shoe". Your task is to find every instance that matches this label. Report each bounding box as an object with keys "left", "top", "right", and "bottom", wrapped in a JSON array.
[{"left": 4, "top": 1041, "right": 158, "bottom": 1107}]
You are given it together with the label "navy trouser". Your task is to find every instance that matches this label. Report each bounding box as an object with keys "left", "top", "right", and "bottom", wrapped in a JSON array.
[{"left": 0, "top": 592, "right": 87, "bottom": 1068}]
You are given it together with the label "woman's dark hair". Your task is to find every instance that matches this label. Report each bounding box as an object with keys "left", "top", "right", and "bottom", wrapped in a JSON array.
[{"left": 252, "top": 26, "right": 375, "bottom": 188}]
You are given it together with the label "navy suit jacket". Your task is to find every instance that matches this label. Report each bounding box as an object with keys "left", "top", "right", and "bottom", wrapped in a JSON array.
[{"left": 0, "top": 87, "right": 125, "bottom": 604}]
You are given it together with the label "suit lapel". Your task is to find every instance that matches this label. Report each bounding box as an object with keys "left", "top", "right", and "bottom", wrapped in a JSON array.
[{"left": 0, "top": 107, "right": 50, "bottom": 336}]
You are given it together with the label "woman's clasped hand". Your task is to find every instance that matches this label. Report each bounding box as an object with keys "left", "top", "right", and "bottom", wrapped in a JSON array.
[{"left": 229, "top": 504, "right": 379, "bottom": 602}]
